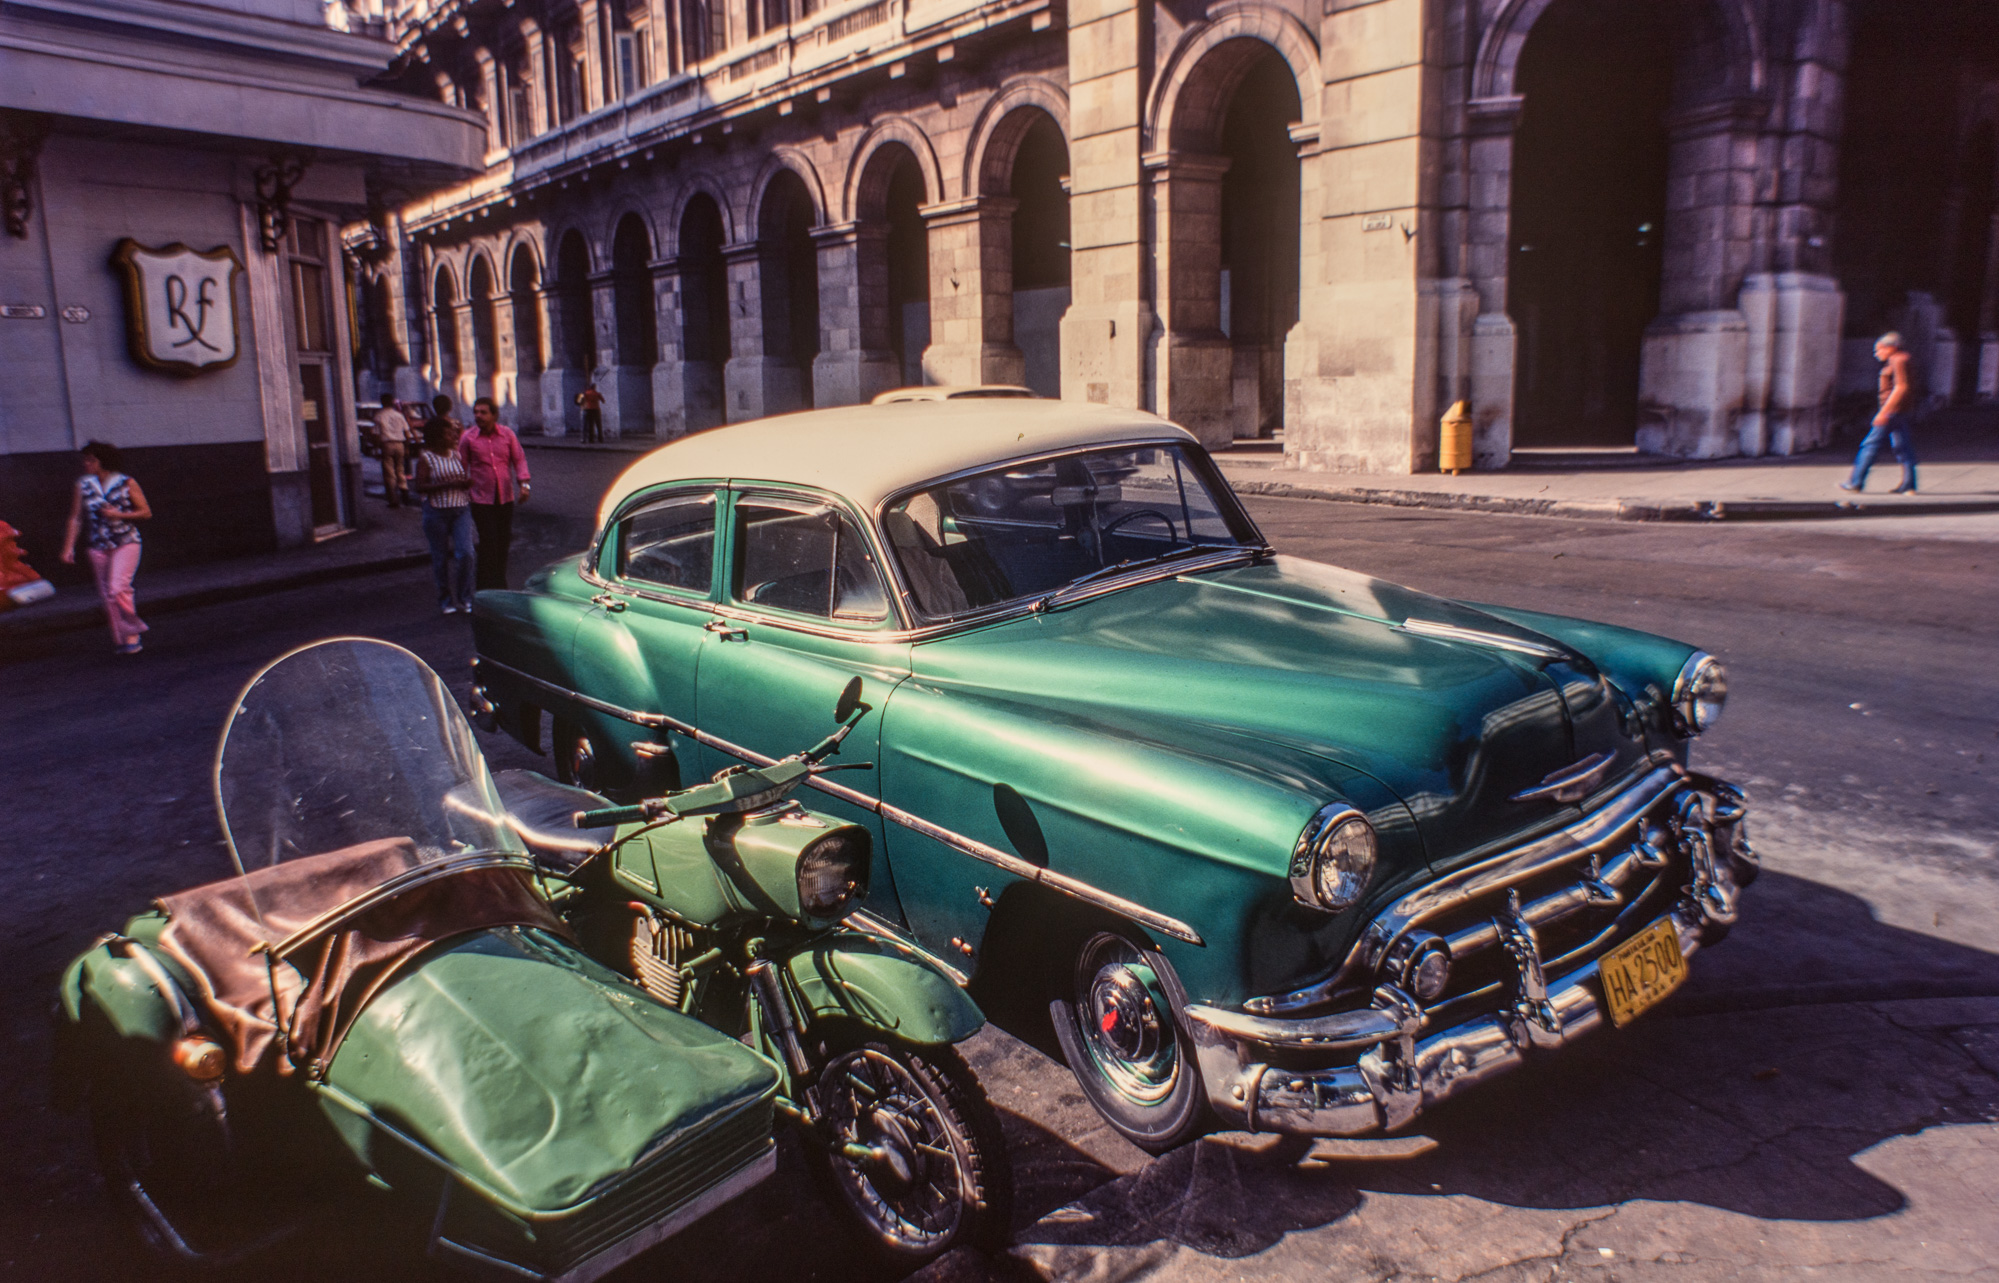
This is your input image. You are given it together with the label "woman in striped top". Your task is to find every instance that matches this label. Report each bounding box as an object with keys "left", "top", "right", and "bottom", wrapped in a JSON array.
[{"left": 414, "top": 416, "right": 476, "bottom": 614}]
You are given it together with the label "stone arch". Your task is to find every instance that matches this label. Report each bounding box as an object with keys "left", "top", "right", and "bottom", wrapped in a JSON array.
[
  {"left": 552, "top": 226, "right": 596, "bottom": 374},
  {"left": 1148, "top": 2, "right": 1320, "bottom": 153},
  {"left": 468, "top": 251, "right": 500, "bottom": 388},
  {"left": 844, "top": 117, "right": 946, "bottom": 221},
  {"left": 965, "top": 77, "right": 1070, "bottom": 198},
  {"left": 595, "top": 203, "right": 662, "bottom": 267},
  {"left": 1473, "top": 0, "right": 1765, "bottom": 103},
  {"left": 499, "top": 228, "right": 545, "bottom": 286},
  {"left": 509, "top": 240, "right": 544, "bottom": 379},
  {"left": 430, "top": 259, "right": 461, "bottom": 386},
  {"left": 749, "top": 149, "right": 829, "bottom": 235},
  {"left": 667, "top": 175, "right": 736, "bottom": 256}
]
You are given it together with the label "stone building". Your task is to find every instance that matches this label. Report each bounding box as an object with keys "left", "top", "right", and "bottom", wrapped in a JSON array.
[
  {"left": 1, "top": 0, "right": 483, "bottom": 568},
  {"left": 368, "top": 0, "right": 1999, "bottom": 471}
]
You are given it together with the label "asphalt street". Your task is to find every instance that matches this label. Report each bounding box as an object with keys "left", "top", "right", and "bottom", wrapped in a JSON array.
[{"left": 2, "top": 449, "right": 1994, "bottom": 1283}]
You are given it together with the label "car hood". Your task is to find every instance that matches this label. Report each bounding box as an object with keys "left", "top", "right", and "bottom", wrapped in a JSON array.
[{"left": 910, "top": 555, "right": 1644, "bottom": 863}]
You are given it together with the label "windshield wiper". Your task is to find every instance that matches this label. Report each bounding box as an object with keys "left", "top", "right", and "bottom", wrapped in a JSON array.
[{"left": 1034, "top": 543, "right": 1262, "bottom": 612}]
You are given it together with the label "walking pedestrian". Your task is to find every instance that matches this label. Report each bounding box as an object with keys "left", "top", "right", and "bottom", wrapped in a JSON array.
[
  {"left": 431, "top": 393, "right": 461, "bottom": 432},
  {"left": 458, "top": 396, "right": 531, "bottom": 592},
  {"left": 374, "top": 395, "right": 412, "bottom": 508},
  {"left": 58, "top": 440, "right": 151, "bottom": 653},
  {"left": 1841, "top": 331, "right": 1920, "bottom": 494},
  {"left": 576, "top": 384, "right": 606, "bottom": 443},
  {"left": 413, "top": 415, "right": 476, "bottom": 613}
]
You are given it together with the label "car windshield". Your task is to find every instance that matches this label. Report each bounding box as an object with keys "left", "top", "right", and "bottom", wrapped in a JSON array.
[
  {"left": 215, "top": 637, "right": 525, "bottom": 876},
  {"left": 880, "top": 442, "right": 1261, "bottom": 621}
]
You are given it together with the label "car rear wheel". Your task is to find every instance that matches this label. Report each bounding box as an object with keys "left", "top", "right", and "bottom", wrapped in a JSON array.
[
  {"left": 1049, "top": 930, "right": 1208, "bottom": 1153},
  {"left": 551, "top": 719, "right": 604, "bottom": 793}
]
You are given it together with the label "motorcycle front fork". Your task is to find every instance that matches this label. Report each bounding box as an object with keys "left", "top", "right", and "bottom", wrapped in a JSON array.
[{"left": 743, "top": 952, "right": 890, "bottom": 1168}]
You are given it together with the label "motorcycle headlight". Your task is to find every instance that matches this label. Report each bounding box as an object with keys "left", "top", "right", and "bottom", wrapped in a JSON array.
[
  {"left": 797, "top": 829, "right": 871, "bottom": 920},
  {"left": 1289, "top": 805, "right": 1377, "bottom": 912},
  {"left": 1673, "top": 652, "right": 1728, "bottom": 734}
]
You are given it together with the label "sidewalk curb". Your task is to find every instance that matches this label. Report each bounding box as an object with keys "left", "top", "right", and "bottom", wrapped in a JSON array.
[
  {"left": 1227, "top": 477, "right": 1999, "bottom": 522},
  {"left": 0, "top": 550, "right": 430, "bottom": 647}
]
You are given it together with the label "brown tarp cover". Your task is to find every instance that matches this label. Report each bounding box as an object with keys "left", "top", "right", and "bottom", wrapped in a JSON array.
[{"left": 155, "top": 837, "right": 567, "bottom": 1077}]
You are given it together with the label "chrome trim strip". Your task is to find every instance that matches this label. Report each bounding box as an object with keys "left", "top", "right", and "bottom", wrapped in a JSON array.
[
  {"left": 843, "top": 908, "right": 970, "bottom": 987},
  {"left": 474, "top": 658, "right": 1204, "bottom": 946},
  {"left": 1508, "top": 750, "right": 1616, "bottom": 803},
  {"left": 1397, "top": 618, "right": 1568, "bottom": 660},
  {"left": 1243, "top": 765, "right": 1685, "bottom": 1015}
]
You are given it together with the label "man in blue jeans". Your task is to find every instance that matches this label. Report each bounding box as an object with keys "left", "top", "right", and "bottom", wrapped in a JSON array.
[{"left": 1841, "top": 332, "right": 1919, "bottom": 494}]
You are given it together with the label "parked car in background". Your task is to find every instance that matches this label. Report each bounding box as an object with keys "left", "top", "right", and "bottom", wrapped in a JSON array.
[{"left": 470, "top": 400, "right": 1753, "bottom": 1151}]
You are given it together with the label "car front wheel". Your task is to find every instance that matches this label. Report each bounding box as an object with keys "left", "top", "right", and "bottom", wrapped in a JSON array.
[{"left": 1049, "top": 930, "right": 1208, "bottom": 1153}]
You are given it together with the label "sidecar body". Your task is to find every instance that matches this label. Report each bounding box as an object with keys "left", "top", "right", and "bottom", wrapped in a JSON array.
[{"left": 54, "top": 638, "right": 783, "bottom": 1282}]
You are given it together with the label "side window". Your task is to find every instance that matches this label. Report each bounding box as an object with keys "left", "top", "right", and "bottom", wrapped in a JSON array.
[
  {"left": 734, "top": 498, "right": 889, "bottom": 623},
  {"left": 618, "top": 490, "right": 717, "bottom": 593}
]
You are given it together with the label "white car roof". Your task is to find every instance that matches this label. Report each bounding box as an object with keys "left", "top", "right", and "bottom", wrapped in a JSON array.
[{"left": 597, "top": 400, "right": 1196, "bottom": 526}]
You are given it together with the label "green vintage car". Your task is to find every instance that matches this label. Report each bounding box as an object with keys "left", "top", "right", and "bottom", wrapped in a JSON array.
[{"left": 471, "top": 401, "right": 1751, "bottom": 1151}]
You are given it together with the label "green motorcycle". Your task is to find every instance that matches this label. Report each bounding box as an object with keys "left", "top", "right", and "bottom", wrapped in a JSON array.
[{"left": 54, "top": 637, "right": 1010, "bottom": 1279}]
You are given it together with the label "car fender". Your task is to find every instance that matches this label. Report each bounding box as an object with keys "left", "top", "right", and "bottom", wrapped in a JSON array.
[{"left": 784, "top": 936, "right": 984, "bottom": 1046}]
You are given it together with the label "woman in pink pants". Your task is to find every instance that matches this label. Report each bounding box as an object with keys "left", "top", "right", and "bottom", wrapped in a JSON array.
[{"left": 59, "top": 441, "right": 152, "bottom": 654}]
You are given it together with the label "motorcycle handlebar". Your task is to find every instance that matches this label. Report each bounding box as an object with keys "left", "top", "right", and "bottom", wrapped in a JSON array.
[{"left": 574, "top": 804, "right": 648, "bottom": 829}]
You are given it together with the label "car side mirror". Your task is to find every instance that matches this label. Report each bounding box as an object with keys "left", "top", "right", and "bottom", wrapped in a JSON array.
[{"left": 835, "top": 676, "right": 866, "bottom": 725}]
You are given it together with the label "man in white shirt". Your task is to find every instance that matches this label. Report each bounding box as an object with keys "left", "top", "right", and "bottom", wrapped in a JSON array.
[{"left": 374, "top": 397, "right": 412, "bottom": 508}]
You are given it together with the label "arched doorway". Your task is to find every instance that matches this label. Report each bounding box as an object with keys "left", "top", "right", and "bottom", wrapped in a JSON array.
[
  {"left": 612, "top": 213, "right": 658, "bottom": 435},
  {"left": 1508, "top": 0, "right": 1674, "bottom": 447},
  {"left": 758, "top": 169, "right": 821, "bottom": 411},
  {"left": 856, "top": 143, "right": 930, "bottom": 391},
  {"left": 432, "top": 267, "right": 460, "bottom": 394},
  {"left": 1156, "top": 37, "right": 1305, "bottom": 447},
  {"left": 1219, "top": 51, "right": 1300, "bottom": 439},
  {"left": 678, "top": 193, "right": 730, "bottom": 431},
  {"left": 509, "top": 245, "right": 543, "bottom": 430},
  {"left": 1009, "top": 112, "right": 1070, "bottom": 397},
  {"left": 469, "top": 254, "right": 499, "bottom": 402}
]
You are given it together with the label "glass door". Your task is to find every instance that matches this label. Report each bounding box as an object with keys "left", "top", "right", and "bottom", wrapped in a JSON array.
[{"left": 289, "top": 218, "right": 348, "bottom": 536}]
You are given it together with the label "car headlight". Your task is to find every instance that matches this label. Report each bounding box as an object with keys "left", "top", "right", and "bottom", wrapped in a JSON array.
[
  {"left": 1672, "top": 652, "right": 1728, "bottom": 734},
  {"left": 797, "top": 829, "right": 871, "bottom": 920},
  {"left": 1289, "top": 804, "right": 1377, "bottom": 912}
]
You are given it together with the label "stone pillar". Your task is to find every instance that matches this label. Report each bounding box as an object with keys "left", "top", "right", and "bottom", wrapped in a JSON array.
[
  {"left": 650, "top": 258, "right": 722, "bottom": 437},
  {"left": 519, "top": 19, "right": 549, "bottom": 137},
  {"left": 1636, "top": 101, "right": 1766, "bottom": 457},
  {"left": 451, "top": 301, "right": 479, "bottom": 410},
  {"left": 1060, "top": 0, "right": 1149, "bottom": 409},
  {"left": 537, "top": 285, "right": 584, "bottom": 435},
  {"left": 495, "top": 288, "right": 547, "bottom": 432},
  {"left": 473, "top": 49, "right": 502, "bottom": 155},
  {"left": 1738, "top": 272, "right": 1844, "bottom": 455},
  {"left": 1144, "top": 154, "right": 1231, "bottom": 449},
  {"left": 921, "top": 197, "right": 1025, "bottom": 389},
  {"left": 491, "top": 278, "right": 525, "bottom": 427},
  {"left": 579, "top": 1, "right": 607, "bottom": 112},
  {"left": 722, "top": 242, "right": 803, "bottom": 420},
  {"left": 588, "top": 269, "right": 656, "bottom": 437},
  {"left": 812, "top": 223, "right": 900, "bottom": 406},
  {"left": 1285, "top": 0, "right": 1429, "bottom": 472}
]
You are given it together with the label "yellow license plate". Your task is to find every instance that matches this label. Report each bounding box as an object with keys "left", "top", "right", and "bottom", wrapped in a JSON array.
[{"left": 1599, "top": 917, "right": 1688, "bottom": 1027}]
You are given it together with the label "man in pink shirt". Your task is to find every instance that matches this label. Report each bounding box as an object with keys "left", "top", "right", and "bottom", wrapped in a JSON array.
[{"left": 458, "top": 397, "right": 532, "bottom": 591}]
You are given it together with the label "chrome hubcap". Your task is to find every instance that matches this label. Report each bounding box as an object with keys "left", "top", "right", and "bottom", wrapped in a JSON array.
[
  {"left": 1076, "top": 934, "right": 1180, "bottom": 1106},
  {"left": 820, "top": 1049, "right": 965, "bottom": 1249}
]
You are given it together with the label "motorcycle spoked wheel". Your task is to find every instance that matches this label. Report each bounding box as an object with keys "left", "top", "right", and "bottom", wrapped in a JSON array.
[{"left": 805, "top": 1035, "right": 1013, "bottom": 1267}]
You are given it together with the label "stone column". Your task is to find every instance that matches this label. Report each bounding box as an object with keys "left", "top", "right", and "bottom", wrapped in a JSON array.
[
  {"left": 811, "top": 222, "right": 899, "bottom": 406},
  {"left": 536, "top": 285, "right": 584, "bottom": 434},
  {"left": 1636, "top": 100, "right": 1767, "bottom": 457},
  {"left": 650, "top": 257, "right": 721, "bottom": 436},
  {"left": 722, "top": 241, "right": 804, "bottom": 420},
  {"left": 1738, "top": 272, "right": 1844, "bottom": 455},
  {"left": 921, "top": 197, "right": 1025, "bottom": 389},
  {"left": 1143, "top": 154, "right": 1231, "bottom": 449},
  {"left": 451, "top": 301, "right": 479, "bottom": 410},
  {"left": 1284, "top": 0, "right": 1430, "bottom": 473},
  {"left": 1060, "top": 0, "right": 1150, "bottom": 409},
  {"left": 519, "top": 19, "right": 549, "bottom": 138},
  {"left": 473, "top": 48, "right": 503, "bottom": 155},
  {"left": 580, "top": 1, "right": 607, "bottom": 112},
  {"left": 491, "top": 275, "right": 527, "bottom": 427}
]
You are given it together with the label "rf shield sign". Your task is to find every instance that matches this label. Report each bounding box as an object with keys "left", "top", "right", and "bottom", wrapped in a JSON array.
[{"left": 111, "top": 240, "right": 244, "bottom": 376}]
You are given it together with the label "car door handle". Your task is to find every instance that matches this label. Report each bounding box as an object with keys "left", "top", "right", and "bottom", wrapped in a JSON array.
[
  {"left": 705, "top": 620, "right": 747, "bottom": 642},
  {"left": 591, "top": 593, "right": 628, "bottom": 613}
]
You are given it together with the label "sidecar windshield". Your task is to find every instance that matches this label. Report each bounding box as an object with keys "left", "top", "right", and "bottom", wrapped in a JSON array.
[{"left": 215, "top": 637, "right": 526, "bottom": 875}]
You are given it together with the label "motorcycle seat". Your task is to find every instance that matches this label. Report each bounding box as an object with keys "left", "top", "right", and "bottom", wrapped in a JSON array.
[{"left": 493, "top": 770, "right": 616, "bottom": 873}]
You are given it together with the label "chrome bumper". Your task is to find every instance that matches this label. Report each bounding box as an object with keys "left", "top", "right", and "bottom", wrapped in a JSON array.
[{"left": 1185, "top": 775, "right": 1752, "bottom": 1137}]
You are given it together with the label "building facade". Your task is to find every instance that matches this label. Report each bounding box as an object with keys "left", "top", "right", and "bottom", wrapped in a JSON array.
[
  {"left": 0, "top": 0, "right": 484, "bottom": 572},
  {"left": 371, "top": 0, "right": 1999, "bottom": 471}
]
